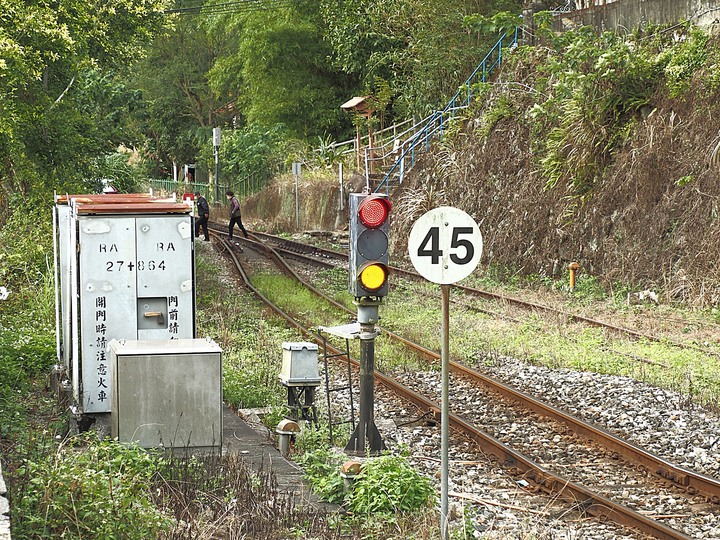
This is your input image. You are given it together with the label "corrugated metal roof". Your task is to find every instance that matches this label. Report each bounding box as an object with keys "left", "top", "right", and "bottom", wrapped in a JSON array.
[{"left": 74, "top": 202, "right": 191, "bottom": 214}]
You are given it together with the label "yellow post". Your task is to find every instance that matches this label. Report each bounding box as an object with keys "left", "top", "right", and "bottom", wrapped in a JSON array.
[{"left": 569, "top": 262, "right": 580, "bottom": 292}]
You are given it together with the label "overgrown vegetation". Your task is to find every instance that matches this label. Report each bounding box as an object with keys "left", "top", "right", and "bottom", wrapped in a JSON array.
[
  {"left": 0, "top": 195, "right": 56, "bottom": 439},
  {"left": 391, "top": 21, "right": 720, "bottom": 307},
  {"left": 299, "top": 448, "right": 434, "bottom": 514},
  {"left": 5, "top": 5, "right": 720, "bottom": 539},
  {"left": 13, "top": 435, "right": 172, "bottom": 538}
]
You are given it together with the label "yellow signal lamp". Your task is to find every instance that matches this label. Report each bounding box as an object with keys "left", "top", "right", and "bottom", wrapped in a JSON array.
[{"left": 358, "top": 262, "right": 388, "bottom": 292}]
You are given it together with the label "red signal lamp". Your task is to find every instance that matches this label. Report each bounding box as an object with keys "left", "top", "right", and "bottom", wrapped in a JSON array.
[{"left": 358, "top": 196, "right": 392, "bottom": 228}]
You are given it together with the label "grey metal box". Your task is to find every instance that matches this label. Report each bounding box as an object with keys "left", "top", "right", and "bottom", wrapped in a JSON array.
[
  {"left": 78, "top": 215, "right": 195, "bottom": 413},
  {"left": 109, "top": 339, "right": 222, "bottom": 450},
  {"left": 279, "top": 342, "right": 320, "bottom": 386}
]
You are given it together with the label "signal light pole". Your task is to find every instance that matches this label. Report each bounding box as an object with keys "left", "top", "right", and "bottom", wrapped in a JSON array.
[{"left": 346, "top": 193, "right": 391, "bottom": 454}]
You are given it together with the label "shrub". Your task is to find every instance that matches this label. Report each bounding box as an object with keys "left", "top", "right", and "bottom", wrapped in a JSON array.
[
  {"left": 12, "top": 434, "right": 173, "bottom": 539},
  {"left": 297, "top": 447, "right": 346, "bottom": 504},
  {"left": 348, "top": 453, "right": 435, "bottom": 515}
]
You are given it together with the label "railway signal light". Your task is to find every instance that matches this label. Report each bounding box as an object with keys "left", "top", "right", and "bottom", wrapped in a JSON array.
[{"left": 349, "top": 193, "right": 391, "bottom": 298}]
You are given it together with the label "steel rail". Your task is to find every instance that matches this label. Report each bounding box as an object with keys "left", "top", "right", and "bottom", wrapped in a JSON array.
[
  {"left": 247, "top": 229, "right": 720, "bottom": 359},
  {"left": 211, "top": 231, "right": 694, "bottom": 540},
  {"left": 227, "top": 229, "right": 720, "bottom": 505}
]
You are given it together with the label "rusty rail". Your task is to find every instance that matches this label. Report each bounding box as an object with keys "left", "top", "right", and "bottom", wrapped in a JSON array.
[{"left": 212, "top": 231, "right": 696, "bottom": 539}]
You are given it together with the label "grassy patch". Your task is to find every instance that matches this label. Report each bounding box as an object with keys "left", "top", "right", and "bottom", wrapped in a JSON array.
[
  {"left": 253, "top": 272, "right": 351, "bottom": 326},
  {"left": 375, "top": 273, "right": 720, "bottom": 408}
]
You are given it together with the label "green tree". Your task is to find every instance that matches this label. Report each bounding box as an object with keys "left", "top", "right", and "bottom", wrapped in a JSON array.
[
  {"left": 207, "top": 2, "right": 354, "bottom": 139},
  {"left": 133, "top": 5, "right": 235, "bottom": 171},
  {"left": 320, "top": 0, "right": 522, "bottom": 118},
  {"left": 0, "top": 0, "right": 169, "bottom": 213}
]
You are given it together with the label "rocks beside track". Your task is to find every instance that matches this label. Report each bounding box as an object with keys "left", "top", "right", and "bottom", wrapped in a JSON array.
[
  {"left": 323, "top": 357, "right": 720, "bottom": 539},
  {"left": 482, "top": 356, "right": 720, "bottom": 479}
]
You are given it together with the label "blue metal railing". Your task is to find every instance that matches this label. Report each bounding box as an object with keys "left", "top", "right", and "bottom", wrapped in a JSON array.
[{"left": 373, "top": 27, "right": 519, "bottom": 193}]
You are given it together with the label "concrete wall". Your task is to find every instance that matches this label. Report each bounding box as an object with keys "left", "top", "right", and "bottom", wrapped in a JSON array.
[{"left": 556, "top": 0, "right": 720, "bottom": 32}]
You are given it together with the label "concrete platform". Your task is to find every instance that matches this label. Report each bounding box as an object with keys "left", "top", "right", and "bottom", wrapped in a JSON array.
[{"left": 222, "top": 405, "right": 338, "bottom": 513}]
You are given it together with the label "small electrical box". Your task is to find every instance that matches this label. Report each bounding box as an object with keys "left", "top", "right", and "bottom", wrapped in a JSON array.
[
  {"left": 279, "top": 342, "right": 320, "bottom": 386},
  {"left": 109, "top": 338, "right": 222, "bottom": 450}
]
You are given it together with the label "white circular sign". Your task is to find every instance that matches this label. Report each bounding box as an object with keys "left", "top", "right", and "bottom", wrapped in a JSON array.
[{"left": 408, "top": 206, "right": 483, "bottom": 284}]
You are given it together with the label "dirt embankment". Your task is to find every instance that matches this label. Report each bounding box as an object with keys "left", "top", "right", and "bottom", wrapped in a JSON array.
[
  {"left": 389, "top": 77, "right": 720, "bottom": 307},
  {"left": 241, "top": 73, "right": 720, "bottom": 308}
]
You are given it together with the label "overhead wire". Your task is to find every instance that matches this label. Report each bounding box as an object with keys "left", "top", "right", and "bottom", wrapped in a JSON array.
[{"left": 165, "top": 0, "right": 294, "bottom": 16}]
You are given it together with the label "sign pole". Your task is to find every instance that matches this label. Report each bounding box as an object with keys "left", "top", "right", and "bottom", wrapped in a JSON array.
[
  {"left": 292, "top": 162, "right": 301, "bottom": 230},
  {"left": 214, "top": 148, "right": 219, "bottom": 202},
  {"left": 441, "top": 283, "right": 450, "bottom": 540},
  {"left": 407, "top": 206, "right": 483, "bottom": 540},
  {"left": 212, "top": 127, "right": 222, "bottom": 203}
]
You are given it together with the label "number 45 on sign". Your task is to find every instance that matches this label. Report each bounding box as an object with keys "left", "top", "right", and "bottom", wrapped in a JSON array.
[{"left": 408, "top": 206, "right": 482, "bottom": 285}]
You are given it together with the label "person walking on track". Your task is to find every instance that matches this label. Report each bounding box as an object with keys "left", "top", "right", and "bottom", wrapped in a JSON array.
[
  {"left": 226, "top": 189, "right": 249, "bottom": 240},
  {"left": 194, "top": 192, "right": 210, "bottom": 241}
]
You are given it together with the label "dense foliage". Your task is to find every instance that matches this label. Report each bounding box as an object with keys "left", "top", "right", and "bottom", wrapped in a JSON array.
[
  {"left": 299, "top": 448, "right": 435, "bottom": 514},
  {"left": 0, "top": 0, "right": 170, "bottom": 214},
  {"left": 2, "top": 0, "right": 523, "bottom": 212},
  {"left": 13, "top": 436, "right": 172, "bottom": 538}
]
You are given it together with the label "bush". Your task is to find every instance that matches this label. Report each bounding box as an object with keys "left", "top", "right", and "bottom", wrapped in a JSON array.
[
  {"left": 299, "top": 448, "right": 435, "bottom": 514},
  {"left": 12, "top": 434, "right": 173, "bottom": 539},
  {"left": 348, "top": 453, "right": 434, "bottom": 515},
  {"left": 297, "top": 447, "right": 346, "bottom": 504}
]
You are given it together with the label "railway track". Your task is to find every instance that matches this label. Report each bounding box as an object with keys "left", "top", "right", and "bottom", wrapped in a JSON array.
[
  {"left": 237, "top": 227, "right": 720, "bottom": 360},
  {"left": 207, "top": 231, "right": 720, "bottom": 539}
]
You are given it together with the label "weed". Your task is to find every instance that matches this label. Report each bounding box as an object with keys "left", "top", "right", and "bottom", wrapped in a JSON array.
[
  {"left": 297, "top": 447, "right": 347, "bottom": 504},
  {"left": 11, "top": 434, "right": 173, "bottom": 539},
  {"left": 348, "top": 453, "right": 435, "bottom": 515}
]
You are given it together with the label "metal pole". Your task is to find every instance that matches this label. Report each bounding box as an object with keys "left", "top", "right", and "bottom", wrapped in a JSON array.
[
  {"left": 345, "top": 301, "right": 385, "bottom": 455},
  {"left": 52, "top": 204, "right": 61, "bottom": 365},
  {"left": 441, "top": 284, "right": 450, "bottom": 540},
  {"left": 214, "top": 147, "right": 220, "bottom": 203},
  {"left": 358, "top": 328, "right": 374, "bottom": 451},
  {"left": 339, "top": 163, "right": 344, "bottom": 211},
  {"left": 294, "top": 172, "right": 299, "bottom": 229}
]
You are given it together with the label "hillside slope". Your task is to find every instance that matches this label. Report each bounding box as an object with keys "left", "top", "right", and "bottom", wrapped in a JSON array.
[{"left": 389, "top": 25, "right": 720, "bottom": 307}]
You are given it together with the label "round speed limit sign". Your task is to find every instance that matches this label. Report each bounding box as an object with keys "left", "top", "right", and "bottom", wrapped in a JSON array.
[{"left": 408, "top": 207, "right": 482, "bottom": 284}]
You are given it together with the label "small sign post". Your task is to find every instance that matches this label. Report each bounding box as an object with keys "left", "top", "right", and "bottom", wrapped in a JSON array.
[
  {"left": 213, "top": 127, "right": 222, "bottom": 203},
  {"left": 408, "top": 206, "right": 482, "bottom": 540},
  {"left": 292, "top": 162, "right": 302, "bottom": 229}
]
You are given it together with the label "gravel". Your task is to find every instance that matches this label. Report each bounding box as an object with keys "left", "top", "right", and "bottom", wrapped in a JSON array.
[{"left": 322, "top": 355, "right": 720, "bottom": 539}]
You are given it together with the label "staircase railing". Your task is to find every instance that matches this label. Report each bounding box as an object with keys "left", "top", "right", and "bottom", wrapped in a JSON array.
[{"left": 370, "top": 27, "right": 519, "bottom": 194}]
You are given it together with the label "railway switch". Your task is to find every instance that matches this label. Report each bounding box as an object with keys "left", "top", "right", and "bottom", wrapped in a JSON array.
[{"left": 348, "top": 193, "right": 391, "bottom": 298}]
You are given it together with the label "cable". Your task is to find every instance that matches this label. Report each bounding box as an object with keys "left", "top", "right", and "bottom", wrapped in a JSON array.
[{"left": 165, "top": 0, "right": 294, "bottom": 15}]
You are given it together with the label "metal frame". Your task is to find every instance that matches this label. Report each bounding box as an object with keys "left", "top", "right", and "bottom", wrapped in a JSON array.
[{"left": 318, "top": 327, "right": 357, "bottom": 446}]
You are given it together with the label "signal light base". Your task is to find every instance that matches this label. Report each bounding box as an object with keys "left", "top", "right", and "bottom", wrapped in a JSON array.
[{"left": 353, "top": 298, "right": 381, "bottom": 325}]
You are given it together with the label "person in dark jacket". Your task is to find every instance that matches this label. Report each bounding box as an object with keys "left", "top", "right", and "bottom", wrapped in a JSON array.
[
  {"left": 226, "top": 189, "right": 248, "bottom": 239},
  {"left": 194, "top": 192, "right": 210, "bottom": 241}
]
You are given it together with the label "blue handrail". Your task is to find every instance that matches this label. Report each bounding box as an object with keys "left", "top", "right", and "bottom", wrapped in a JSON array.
[{"left": 374, "top": 27, "right": 519, "bottom": 194}]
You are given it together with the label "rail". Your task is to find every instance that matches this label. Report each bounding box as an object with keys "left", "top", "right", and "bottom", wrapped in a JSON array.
[
  {"left": 238, "top": 228, "right": 720, "bottom": 504},
  {"left": 213, "top": 231, "right": 696, "bottom": 540}
]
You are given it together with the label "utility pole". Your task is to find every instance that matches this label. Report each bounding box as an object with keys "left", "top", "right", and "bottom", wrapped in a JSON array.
[{"left": 213, "top": 127, "right": 221, "bottom": 203}]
